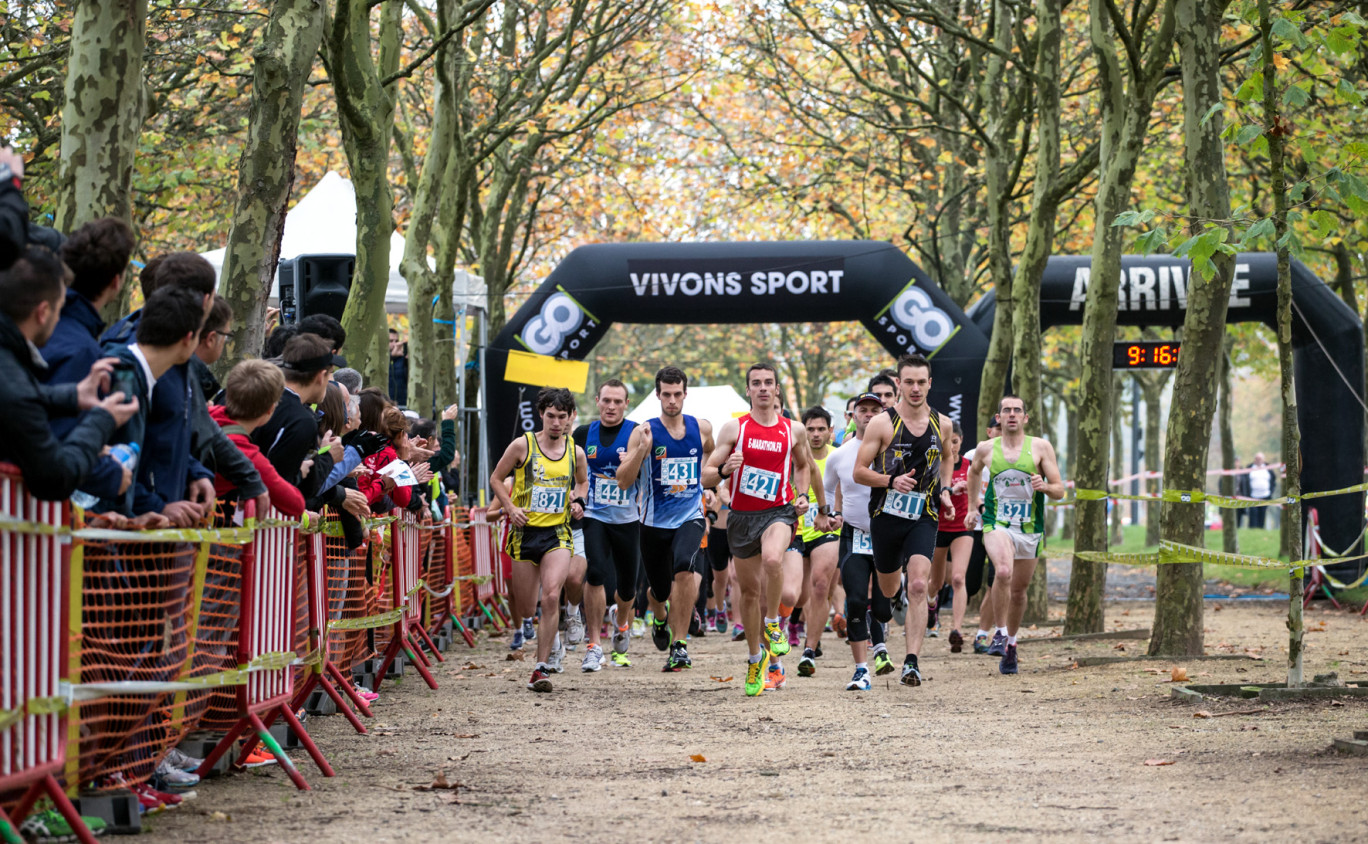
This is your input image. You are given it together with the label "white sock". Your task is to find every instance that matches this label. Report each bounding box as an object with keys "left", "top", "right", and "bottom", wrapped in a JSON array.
[
  {"left": 856, "top": 662, "right": 868, "bottom": 671},
  {"left": 1007, "top": 635, "right": 1018, "bottom": 646},
  {"left": 976, "top": 629, "right": 989, "bottom": 638},
  {"left": 749, "top": 651, "right": 764, "bottom": 664},
  {"left": 996, "top": 626, "right": 1008, "bottom": 637},
  {"left": 765, "top": 616, "right": 779, "bottom": 626}
]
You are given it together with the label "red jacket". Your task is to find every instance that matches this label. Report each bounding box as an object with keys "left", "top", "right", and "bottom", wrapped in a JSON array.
[
  {"left": 209, "top": 405, "right": 306, "bottom": 517},
  {"left": 357, "top": 444, "right": 412, "bottom": 508}
]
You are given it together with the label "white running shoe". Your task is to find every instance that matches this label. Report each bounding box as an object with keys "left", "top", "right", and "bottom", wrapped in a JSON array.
[
  {"left": 565, "top": 606, "right": 585, "bottom": 650},
  {"left": 548, "top": 634, "right": 566, "bottom": 673},
  {"left": 581, "top": 644, "right": 605, "bottom": 672}
]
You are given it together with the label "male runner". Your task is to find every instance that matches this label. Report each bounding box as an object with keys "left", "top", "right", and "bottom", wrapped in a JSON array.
[
  {"left": 964, "top": 415, "right": 1002, "bottom": 653},
  {"left": 823, "top": 392, "right": 887, "bottom": 690},
  {"left": 795, "top": 407, "right": 840, "bottom": 677},
  {"left": 703, "top": 363, "right": 815, "bottom": 697},
  {"left": 573, "top": 380, "right": 641, "bottom": 671},
  {"left": 854, "top": 354, "right": 955, "bottom": 687},
  {"left": 704, "top": 483, "right": 733, "bottom": 634},
  {"left": 616, "top": 366, "right": 713, "bottom": 672},
  {"left": 966, "top": 394, "right": 1065, "bottom": 674},
  {"left": 929, "top": 421, "right": 974, "bottom": 652},
  {"left": 489, "top": 388, "right": 588, "bottom": 692}
]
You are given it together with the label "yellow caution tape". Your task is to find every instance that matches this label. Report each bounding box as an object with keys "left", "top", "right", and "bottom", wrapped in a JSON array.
[{"left": 1075, "top": 540, "right": 1368, "bottom": 572}]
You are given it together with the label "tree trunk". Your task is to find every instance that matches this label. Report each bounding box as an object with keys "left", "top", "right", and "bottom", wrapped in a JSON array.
[
  {"left": 1218, "top": 337, "right": 1238, "bottom": 553},
  {"left": 1065, "top": 0, "right": 1176, "bottom": 636},
  {"left": 1110, "top": 397, "right": 1124, "bottom": 545},
  {"left": 1061, "top": 398, "right": 1078, "bottom": 540},
  {"left": 215, "top": 0, "right": 327, "bottom": 376},
  {"left": 55, "top": 0, "right": 149, "bottom": 322},
  {"left": 1149, "top": 0, "right": 1233, "bottom": 657},
  {"left": 1257, "top": 0, "right": 1303, "bottom": 685}
]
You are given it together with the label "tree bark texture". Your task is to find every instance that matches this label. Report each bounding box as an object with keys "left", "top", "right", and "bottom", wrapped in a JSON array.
[
  {"left": 216, "top": 0, "right": 327, "bottom": 376},
  {"left": 1218, "top": 338, "right": 1238, "bottom": 554},
  {"left": 1110, "top": 398, "right": 1124, "bottom": 546},
  {"left": 1149, "top": 0, "right": 1233, "bottom": 657}
]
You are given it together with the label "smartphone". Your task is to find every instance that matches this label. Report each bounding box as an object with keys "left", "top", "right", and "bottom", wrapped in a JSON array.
[{"left": 109, "top": 362, "right": 140, "bottom": 403}]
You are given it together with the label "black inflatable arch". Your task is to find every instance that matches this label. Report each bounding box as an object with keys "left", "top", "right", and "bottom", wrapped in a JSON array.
[{"left": 967, "top": 253, "right": 1365, "bottom": 564}]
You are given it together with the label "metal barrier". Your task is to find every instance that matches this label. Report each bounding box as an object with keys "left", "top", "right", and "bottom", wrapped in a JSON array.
[
  {"left": 195, "top": 504, "right": 333, "bottom": 791},
  {"left": 373, "top": 512, "right": 439, "bottom": 690},
  {"left": 0, "top": 469, "right": 94, "bottom": 844},
  {"left": 468, "top": 508, "right": 510, "bottom": 629}
]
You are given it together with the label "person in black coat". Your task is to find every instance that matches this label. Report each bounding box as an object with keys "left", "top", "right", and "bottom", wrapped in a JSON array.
[
  {"left": 251, "top": 333, "right": 338, "bottom": 498},
  {"left": 0, "top": 247, "right": 138, "bottom": 499}
]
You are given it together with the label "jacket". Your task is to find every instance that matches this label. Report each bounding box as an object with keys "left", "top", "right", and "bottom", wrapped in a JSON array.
[
  {"left": 132, "top": 360, "right": 213, "bottom": 513},
  {"left": 250, "top": 388, "right": 333, "bottom": 501},
  {"left": 98, "top": 343, "right": 155, "bottom": 514},
  {"left": 0, "top": 311, "right": 117, "bottom": 500},
  {"left": 357, "top": 444, "right": 412, "bottom": 509},
  {"left": 208, "top": 405, "right": 304, "bottom": 516},
  {"left": 41, "top": 290, "right": 125, "bottom": 499},
  {"left": 388, "top": 352, "right": 408, "bottom": 407},
  {"left": 188, "top": 373, "right": 266, "bottom": 500},
  {"left": 0, "top": 174, "right": 26, "bottom": 271},
  {"left": 190, "top": 355, "right": 222, "bottom": 404}
]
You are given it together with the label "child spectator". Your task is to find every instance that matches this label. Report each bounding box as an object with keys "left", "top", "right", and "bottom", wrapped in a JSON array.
[{"left": 209, "top": 360, "right": 305, "bottom": 516}]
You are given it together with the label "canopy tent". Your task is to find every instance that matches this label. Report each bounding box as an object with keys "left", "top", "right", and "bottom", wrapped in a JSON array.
[
  {"left": 626, "top": 385, "right": 750, "bottom": 437},
  {"left": 198, "top": 171, "right": 487, "bottom": 314}
]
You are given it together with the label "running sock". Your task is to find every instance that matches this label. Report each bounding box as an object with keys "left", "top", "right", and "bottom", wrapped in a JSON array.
[
  {"left": 779, "top": 603, "right": 794, "bottom": 619},
  {"left": 790, "top": 607, "right": 803, "bottom": 624},
  {"left": 904, "top": 653, "right": 918, "bottom": 666},
  {"left": 749, "top": 651, "right": 764, "bottom": 664},
  {"left": 856, "top": 662, "right": 868, "bottom": 672},
  {"left": 976, "top": 628, "right": 989, "bottom": 639},
  {"left": 765, "top": 616, "right": 780, "bottom": 626},
  {"left": 996, "top": 626, "right": 1008, "bottom": 637},
  {"left": 1007, "top": 635, "right": 1018, "bottom": 646}
]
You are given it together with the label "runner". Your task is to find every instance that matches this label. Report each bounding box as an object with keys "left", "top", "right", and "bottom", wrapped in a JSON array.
[
  {"left": 822, "top": 392, "right": 886, "bottom": 690},
  {"left": 966, "top": 394, "right": 1065, "bottom": 674},
  {"left": 489, "top": 388, "right": 588, "bottom": 692},
  {"left": 964, "top": 415, "right": 1002, "bottom": 654},
  {"left": 616, "top": 366, "right": 714, "bottom": 673},
  {"left": 795, "top": 406, "right": 840, "bottom": 678},
  {"left": 573, "top": 379, "right": 641, "bottom": 672},
  {"left": 702, "top": 363, "right": 816, "bottom": 697},
  {"left": 928, "top": 421, "right": 973, "bottom": 652},
  {"left": 854, "top": 354, "right": 955, "bottom": 688},
  {"left": 704, "top": 483, "right": 733, "bottom": 635}
]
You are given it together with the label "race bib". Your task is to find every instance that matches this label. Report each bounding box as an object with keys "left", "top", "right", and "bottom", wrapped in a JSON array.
[
  {"left": 659, "top": 457, "right": 699, "bottom": 489},
  {"left": 852, "top": 528, "right": 872, "bottom": 556},
  {"left": 884, "top": 490, "right": 926, "bottom": 520},
  {"left": 996, "top": 498, "right": 1032, "bottom": 524},
  {"left": 592, "top": 476, "right": 632, "bottom": 508},
  {"left": 737, "top": 465, "right": 782, "bottom": 502},
  {"left": 528, "top": 485, "right": 567, "bottom": 514}
]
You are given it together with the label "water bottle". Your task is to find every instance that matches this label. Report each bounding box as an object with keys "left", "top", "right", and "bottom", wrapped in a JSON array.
[{"left": 71, "top": 443, "right": 141, "bottom": 511}]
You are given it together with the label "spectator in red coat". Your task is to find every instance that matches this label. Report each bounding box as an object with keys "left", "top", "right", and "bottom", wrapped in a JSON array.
[
  {"left": 210, "top": 359, "right": 305, "bottom": 517},
  {"left": 357, "top": 404, "right": 425, "bottom": 509}
]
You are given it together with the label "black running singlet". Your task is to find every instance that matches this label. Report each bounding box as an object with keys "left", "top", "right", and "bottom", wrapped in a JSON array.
[{"left": 869, "top": 406, "right": 943, "bottom": 519}]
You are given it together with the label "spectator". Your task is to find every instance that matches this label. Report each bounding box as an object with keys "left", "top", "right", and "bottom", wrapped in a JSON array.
[
  {"left": 388, "top": 328, "right": 408, "bottom": 407},
  {"left": 100, "top": 252, "right": 206, "bottom": 345},
  {"left": 43, "top": 218, "right": 136, "bottom": 501},
  {"left": 0, "top": 247, "right": 138, "bottom": 499},
  {"left": 190, "top": 295, "right": 232, "bottom": 402},
  {"left": 299, "top": 313, "right": 346, "bottom": 357},
  {"left": 333, "top": 367, "right": 363, "bottom": 395},
  {"left": 251, "top": 333, "right": 338, "bottom": 499},
  {"left": 0, "top": 146, "right": 28, "bottom": 269},
  {"left": 209, "top": 360, "right": 304, "bottom": 516},
  {"left": 262, "top": 323, "right": 298, "bottom": 359},
  {"left": 356, "top": 405, "right": 422, "bottom": 509},
  {"left": 1247, "top": 452, "right": 1276, "bottom": 529},
  {"left": 1234, "top": 459, "right": 1250, "bottom": 527},
  {"left": 99, "top": 286, "right": 205, "bottom": 517}
]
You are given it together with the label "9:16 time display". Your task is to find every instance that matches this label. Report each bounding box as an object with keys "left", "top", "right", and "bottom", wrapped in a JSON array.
[{"left": 1112, "top": 341, "right": 1181, "bottom": 370}]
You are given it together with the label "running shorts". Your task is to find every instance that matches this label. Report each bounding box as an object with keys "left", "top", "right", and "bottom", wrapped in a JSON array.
[
  {"left": 707, "top": 527, "right": 730, "bottom": 571},
  {"left": 787, "top": 529, "right": 804, "bottom": 554},
  {"left": 870, "top": 512, "right": 938, "bottom": 575},
  {"left": 985, "top": 523, "right": 1044, "bottom": 559},
  {"left": 583, "top": 518, "right": 640, "bottom": 595},
  {"left": 936, "top": 529, "right": 971, "bottom": 549},
  {"left": 803, "top": 533, "right": 839, "bottom": 556},
  {"left": 726, "top": 503, "right": 797, "bottom": 559},
  {"left": 572, "top": 527, "right": 585, "bottom": 558},
  {"left": 641, "top": 519, "right": 706, "bottom": 603},
  {"left": 504, "top": 523, "right": 572, "bottom": 564}
]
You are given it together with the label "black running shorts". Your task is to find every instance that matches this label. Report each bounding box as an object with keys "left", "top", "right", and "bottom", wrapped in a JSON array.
[
  {"left": 583, "top": 518, "right": 640, "bottom": 597},
  {"left": 640, "top": 519, "right": 706, "bottom": 603},
  {"left": 871, "top": 513, "right": 938, "bottom": 575}
]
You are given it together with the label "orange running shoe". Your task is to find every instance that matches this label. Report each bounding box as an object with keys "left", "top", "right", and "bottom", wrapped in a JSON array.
[
  {"left": 764, "top": 661, "right": 787, "bottom": 691},
  {"left": 832, "top": 613, "right": 847, "bottom": 639},
  {"left": 241, "top": 747, "right": 277, "bottom": 768}
]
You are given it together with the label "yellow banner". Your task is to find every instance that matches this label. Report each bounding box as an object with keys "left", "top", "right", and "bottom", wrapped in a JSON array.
[{"left": 504, "top": 349, "right": 589, "bottom": 391}]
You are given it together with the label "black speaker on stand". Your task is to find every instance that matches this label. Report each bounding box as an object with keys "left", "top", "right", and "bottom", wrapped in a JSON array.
[{"left": 278, "top": 254, "right": 356, "bottom": 325}]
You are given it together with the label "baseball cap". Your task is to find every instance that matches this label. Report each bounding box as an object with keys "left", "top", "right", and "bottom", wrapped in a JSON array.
[
  {"left": 988, "top": 414, "right": 1002, "bottom": 429},
  {"left": 853, "top": 392, "right": 883, "bottom": 408}
]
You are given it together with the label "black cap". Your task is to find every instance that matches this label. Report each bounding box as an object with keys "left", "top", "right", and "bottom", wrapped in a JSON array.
[{"left": 853, "top": 392, "right": 883, "bottom": 408}]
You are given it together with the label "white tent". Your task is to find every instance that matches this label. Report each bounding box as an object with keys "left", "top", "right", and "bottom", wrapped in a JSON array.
[
  {"left": 626, "top": 385, "right": 750, "bottom": 436},
  {"left": 199, "top": 171, "right": 486, "bottom": 314}
]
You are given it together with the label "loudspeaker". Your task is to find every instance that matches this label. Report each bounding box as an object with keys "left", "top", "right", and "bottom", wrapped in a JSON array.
[{"left": 279, "top": 254, "right": 356, "bottom": 325}]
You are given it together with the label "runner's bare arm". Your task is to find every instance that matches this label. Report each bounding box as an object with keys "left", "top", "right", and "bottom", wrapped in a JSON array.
[
  {"left": 966, "top": 441, "right": 989, "bottom": 530},
  {"left": 938, "top": 412, "right": 956, "bottom": 521},
  {"left": 572, "top": 446, "right": 589, "bottom": 518},
  {"left": 490, "top": 437, "right": 530, "bottom": 526},
  {"left": 852, "top": 413, "right": 893, "bottom": 489},
  {"left": 702, "top": 419, "right": 739, "bottom": 489},
  {"left": 699, "top": 418, "right": 715, "bottom": 459},
  {"left": 790, "top": 422, "right": 813, "bottom": 517},
  {"left": 1033, "top": 438, "right": 1067, "bottom": 500},
  {"left": 485, "top": 478, "right": 512, "bottom": 520},
  {"left": 831, "top": 478, "right": 845, "bottom": 532},
  {"left": 616, "top": 422, "right": 651, "bottom": 489}
]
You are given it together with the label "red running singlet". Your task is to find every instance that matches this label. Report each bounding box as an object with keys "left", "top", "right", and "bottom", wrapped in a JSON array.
[{"left": 728, "top": 413, "right": 795, "bottom": 512}]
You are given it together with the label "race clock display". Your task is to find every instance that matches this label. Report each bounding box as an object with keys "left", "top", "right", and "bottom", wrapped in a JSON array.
[{"left": 1113, "top": 341, "right": 1181, "bottom": 369}]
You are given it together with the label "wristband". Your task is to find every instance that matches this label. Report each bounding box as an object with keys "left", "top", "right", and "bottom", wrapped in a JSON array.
[
  {"left": 572, "top": 496, "right": 586, "bottom": 508},
  {"left": 887, "top": 473, "right": 896, "bottom": 489},
  {"left": 720, "top": 464, "right": 733, "bottom": 479}
]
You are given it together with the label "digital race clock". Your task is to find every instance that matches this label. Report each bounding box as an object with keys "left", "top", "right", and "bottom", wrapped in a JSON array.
[{"left": 1112, "top": 341, "right": 1181, "bottom": 369}]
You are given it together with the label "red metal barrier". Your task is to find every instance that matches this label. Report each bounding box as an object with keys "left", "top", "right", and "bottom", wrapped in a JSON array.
[
  {"left": 469, "top": 508, "right": 510, "bottom": 628},
  {"left": 195, "top": 505, "right": 333, "bottom": 790},
  {"left": 373, "top": 512, "right": 438, "bottom": 691},
  {"left": 0, "top": 469, "right": 95, "bottom": 843}
]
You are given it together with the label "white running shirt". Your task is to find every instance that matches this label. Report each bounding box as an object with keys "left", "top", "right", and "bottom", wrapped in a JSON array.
[{"left": 824, "top": 437, "right": 872, "bottom": 533}]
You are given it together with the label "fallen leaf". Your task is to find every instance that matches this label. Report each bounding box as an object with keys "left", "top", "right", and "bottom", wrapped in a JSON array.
[
  {"left": 1113, "top": 643, "right": 1127, "bottom": 651},
  {"left": 505, "top": 652, "right": 525, "bottom": 661},
  {"left": 690, "top": 754, "right": 707, "bottom": 762},
  {"left": 1144, "top": 759, "right": 1176, "bottom": 766},
  {"left": 709, "top": 676, "right": 733, "bottom": 682},
  {"left": 463, "top": 662, "right": 482, "bottom": 670},
  {"left": 1170, "top": 667, "right": 1189, "bottom": 683},
  {"left": 415, "top": 771, "right": 462, "bottom": 791},
  {"left": 209, "top": 811, "right": 231, "bottom": 822},
  {"left": 1194, "top": 711, "right": 1213, "bottom": 719},
  {"left": 453, "top": 734, "right": 479, "bottom": 739}
]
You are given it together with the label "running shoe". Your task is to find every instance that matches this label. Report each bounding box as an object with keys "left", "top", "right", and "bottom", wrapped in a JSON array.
[
  {"left": 730, "top": 623, "right": 746, "bottom": 642},
  {"left": 509, "top": 628, "right": 525, "bottom": 651},
  {"left": 999, "top": 644, "right": 1019, "bottom": 675},
  {"left": 548, "top": 634, "right": 566, "bottom": 673},
  {"left": 528, "top": 664, "right": 553, "bottom": 692},
  {"left": 522, "top": 618, "right": 537, "bottom": 642},
  {"left": 926, "top": 599, "right": 939, "bottom": 631},
  {"left": 565, "top": 607, "right": 585, "bottom": 650},
  {"left": 689, "top": 608, "right": 705, "bottom": 638},
  {"left": 787, "top": 621, "right": 802, "bottom": 649},
  {"left": 134, "top": 783, "right": 181, "bottom": 811},
  {"left": 832, "top": 613, "right": 847, "bottom": 639},
  {"left": 846, "top": 666, "right": 871, "bottom": 691},
  {"left": 714, "top": 608, "right": 729, "bottom": 635},
  {"left": 630, "top": 617, "right": 646, "bottom": 638},
  {"left": 20, "top": 808, "right": 108, "bottom": 842},
  {"left": 581, "top": 644, "right": 605, "bottom": 672},
  {"left": 900, "top": 659, "right": 922, "bottom": 687},
  {"left": 973, "top": 633, "right": 990, "bottom": 654},
  {"left": 651, "top": 618, "right": 671, "bottom": 652},
  {"left": 948, "top": 629, "right": 965, "bottom": 653},
  {"left": 987, "top": 631, "right": 1008, "bottom": 657},
  {"left": 154, "top": 759, "right": 200, "bottom": 792},
  {"left": 872, "top": 647, "right": 894, "bottom": 676},
  {"left": 745, "top": 651, "right": 770, "bottom": 697},
  {"left": 241, "top": 747, "right": 277, "bottom": 768},
  {"left": 352, "top": 682, "right": 379, "bottom": 702},
  {"left": 609, "top": 651, "right": 632, "bottom": 668},
  {"left": 164, "top": 747, "right": 204, "bottom": 772},
  {"left": 797, "top": 648, "right": 817, "bottom": 677},
  {"left": 664, "top": 641, "right": 692, "bottom": 672},
  {"left": 764, "top": 661, "right": 786, "bottom": 690},
  {"left": 764, "top": 620, "right": 790, "bottom": 656},
  {"left": 813, "top": 644, "right": 823, "bottom": 659},
  {"left": 611, "top": 626, "right": 631, "bottom": 656}
]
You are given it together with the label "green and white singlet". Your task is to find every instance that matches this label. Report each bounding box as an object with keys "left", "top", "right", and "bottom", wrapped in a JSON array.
[{"left": 982, "top": 437, "right": 1045, "bottom": 534}]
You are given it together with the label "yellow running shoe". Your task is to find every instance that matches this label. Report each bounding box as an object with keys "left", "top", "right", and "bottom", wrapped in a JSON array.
[
  {"left": 744, "top": 650, "right": 770, "bottom": 697},
  {"left": 764, "top": 620, "right": 790, "bottom": 656}
]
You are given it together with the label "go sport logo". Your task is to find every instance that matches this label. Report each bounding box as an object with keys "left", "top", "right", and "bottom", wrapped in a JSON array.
[
  {"left": 874, "top": 281, "right": 958, "bottom": 355},
  {"left": 520, "top": 290, "right": 598, "bottom": 358}
]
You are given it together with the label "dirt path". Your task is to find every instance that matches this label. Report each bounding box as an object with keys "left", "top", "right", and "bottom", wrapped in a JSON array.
[{"left": 143, "top": 600, "right": 1367, "bottom": 843}]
